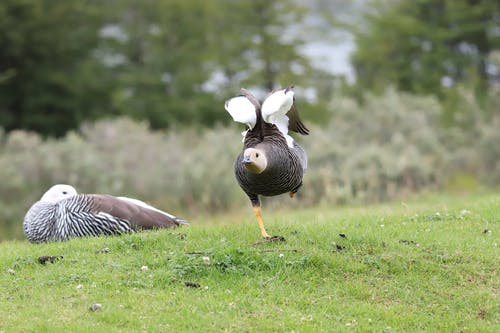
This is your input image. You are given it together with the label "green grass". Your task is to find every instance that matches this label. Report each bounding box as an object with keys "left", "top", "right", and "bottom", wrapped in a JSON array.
[{"left": 0, "top": 193, "right": 498, "bottom": 332}]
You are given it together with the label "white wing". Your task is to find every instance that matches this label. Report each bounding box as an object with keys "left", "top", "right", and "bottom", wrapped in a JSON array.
[
  {"left": 241, "top": 130, "right": 249, "bottom": 143},
  {"left": 261, "top": 89, "right": 294, "bottom": 123},
  {"left": 117, "top": 196, "right": 176, "bottom": 219},
  {"left": 224, "top": 96, "right": 257, "bottom": 130},
  {"left": 261, "top": 89, "right": 295, "bottom": 148}
]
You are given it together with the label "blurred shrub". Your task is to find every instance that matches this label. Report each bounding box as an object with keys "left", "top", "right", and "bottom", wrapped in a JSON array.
[
  {"left": 440, "top": 86, "right": 500, "bottom": 185},
  {"left": 304, "top": 89, "right": 446, "bottom": 205},
  {"left": 0, "top": 89, "right": 498, "bottom": 239}
]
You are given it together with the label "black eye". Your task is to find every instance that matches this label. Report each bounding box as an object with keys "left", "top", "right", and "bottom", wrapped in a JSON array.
[
  {"left": 62, "top": 191, "right": 68, "bottom": 195},
  {"left": 256, "top": 153, "right": 259, "bottom": 158}
]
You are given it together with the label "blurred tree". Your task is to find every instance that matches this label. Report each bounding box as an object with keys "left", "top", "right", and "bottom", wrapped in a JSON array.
[
  {"left": 98, "top": 0, "right": 223, "bottom": 129},
  {"left": 207, "top": 0, "right": 329, "bottom": 122},
  {"left": 0, "top": 0, "right": 328, "bottom": 135},
  {"left": 99, "top": 0, "right": 321, "bottom": 127},
  {"left": 221, "top": 0, "right": 313, "bottom": 91},
  {"left": 0, "top": 0, "right": 113, "bottom": 136},
  {"left": 351, "top": 0, "right": 500, "bottom": 101}
]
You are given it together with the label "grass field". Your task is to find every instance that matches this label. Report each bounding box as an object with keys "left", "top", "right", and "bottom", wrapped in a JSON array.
[{"left": 0, "top": 193, "right": 498, "bottom": 332}]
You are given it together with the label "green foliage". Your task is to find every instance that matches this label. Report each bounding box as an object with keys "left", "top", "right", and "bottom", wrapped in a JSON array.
[
  {"left": 0, "top": 0, "right": 317, "bottom": 136},
  {"left": 351, "top": 0, "right": 500, "bottom": 102},
  {"left": 0, "top": 0, "right": 113, "bottom": 136},
  {"left": 440, "top": 86, "right": 500, "bottom": 183},
  {"left": 0, "top": 90, "right": 498, "bottom": 240},
  {"left": 0, "top": 194, "right": 498, "bottom": 331},
  {"left": 307, "top": 89, "right": 445, "bottom": 204}
]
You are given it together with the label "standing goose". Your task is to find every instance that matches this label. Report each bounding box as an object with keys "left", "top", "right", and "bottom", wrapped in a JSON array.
[
  {"left": 23, "top": 184, "right": 187, "bottom": 243},
  {"left": 225, "top": 86, "right": 309, "bottom": 240}
]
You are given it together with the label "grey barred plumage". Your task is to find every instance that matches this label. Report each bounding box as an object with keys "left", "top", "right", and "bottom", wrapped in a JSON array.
[
  {"left": 235, "top": 136, "right": 305, "bottom": 199},
  {"left": 24, "top": 184, "right": 186, "bottom": 243},
  {"left": 225, "top": 86, "right": 309, "bottom": 240}
]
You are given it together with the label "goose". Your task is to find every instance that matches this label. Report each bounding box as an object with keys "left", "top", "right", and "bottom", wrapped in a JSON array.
[
  {"left": 224, "top": 86, "right": 309, "bottom": 240},
  {"left": 23, "top": 184, "right": 186, "bottom": 243}
]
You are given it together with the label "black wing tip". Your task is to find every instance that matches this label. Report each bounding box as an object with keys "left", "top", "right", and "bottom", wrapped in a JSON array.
[
  {"left": 175, "top": 218, "right": 189, "bottom": 226},
  {"left": 296, "top": 127, "right": 310, "bottom": 136},
  {"left": 288, "top": 106, "right": 310, "bottom": 135},
  {"left": 299, "top": 121, "right": 310, "bottom": 135}
]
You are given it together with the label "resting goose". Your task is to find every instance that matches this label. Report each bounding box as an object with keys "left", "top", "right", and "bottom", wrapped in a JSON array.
[
  {"left": 225, "top": 86, "right": 309, "bottom": 240},
  {"left": 23, "top": 184, "right": 186, "bottom": 243}
]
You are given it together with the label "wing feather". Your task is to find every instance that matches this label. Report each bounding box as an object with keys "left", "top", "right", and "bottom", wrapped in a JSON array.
[
  {"left": 224, "top": 96, "right": 257, "bottom": 129},
  {"left": 261, "top": 88, "right": 294, "bottom": 124},
  {"left": 286, "top": 104, "right": 309, "bottom": 135},
  {"left": 88, "top": 194, "right": 185, "bottom": 228},
  {"left": 261, "top": 87, "right": 309, "bottom": 147}
]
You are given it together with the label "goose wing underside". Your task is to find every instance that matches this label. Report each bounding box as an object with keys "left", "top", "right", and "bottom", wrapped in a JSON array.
[
  {"left": 224, "top": 89, "right": 260, "bottom": 130},
  {"left": 262, "top": 87, "right": 309, "bottom": 136}
]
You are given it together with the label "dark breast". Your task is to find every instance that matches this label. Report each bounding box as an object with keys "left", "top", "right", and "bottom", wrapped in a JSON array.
[{"left": 234, "top": 126, "right": 305, "bottom": 198}]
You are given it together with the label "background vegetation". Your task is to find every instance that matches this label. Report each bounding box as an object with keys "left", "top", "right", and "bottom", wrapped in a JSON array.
[
  {"left": 1, "top": 89, "right": 498, "bottom": 240},
  {"left": 0, "top": 0, "right": 499, "bottom": 240}
]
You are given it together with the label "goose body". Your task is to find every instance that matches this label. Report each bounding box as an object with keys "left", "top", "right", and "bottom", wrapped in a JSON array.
[
  {"left": 235, "top": 135, "right": 307, "bottom": 198},
  {"left": 23, "top": 184, "right": 186, "bottom": 243},
  {"left": 225, "top": 86, "right": 309, "bottom": 239}
]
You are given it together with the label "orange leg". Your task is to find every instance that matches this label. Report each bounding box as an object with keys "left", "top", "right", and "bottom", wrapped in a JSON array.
[
  {"left": 252, "top": 206, "right": 271, "bottom": 238},
  {"left": 289, "top": 191, "right": 295, "bottom": 198}
]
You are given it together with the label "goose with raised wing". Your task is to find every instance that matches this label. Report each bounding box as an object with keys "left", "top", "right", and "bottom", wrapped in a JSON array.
[
  {"left": 23, "top": 184, "right": 186, "bottom": 243},
  {"left": 225, "top": 86, "right": 309, "bottom": 240}
]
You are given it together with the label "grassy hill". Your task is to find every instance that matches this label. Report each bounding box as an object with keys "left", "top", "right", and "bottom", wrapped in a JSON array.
[{"left": 0, "top": 193, "right": 498, "bottom": 332}]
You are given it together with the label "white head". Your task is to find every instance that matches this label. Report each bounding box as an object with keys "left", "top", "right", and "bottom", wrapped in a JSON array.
[
  {"left": 242, "top": 148, "right": 268, "bottom": 174},
  {"left": 40, "top": 184, "right": 78, "bottom": 204}
]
